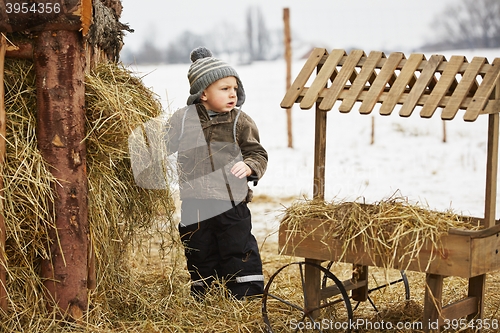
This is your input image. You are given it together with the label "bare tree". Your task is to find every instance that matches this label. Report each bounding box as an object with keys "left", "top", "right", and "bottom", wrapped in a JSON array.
[
  {"left": 246, "top": 6, "right": 271, "bottom": 62},
  {"left": 133, "top": 39, "right": 165, "bottom": 64},
  {"left": 165, "top": 31, "right": 206, "bottom": 64},
  {"left": 429, "top": 0, "right": 500, "bottom": 50},
  {"left": 126, "top": 6, "right": 278, "bottom": 64}
]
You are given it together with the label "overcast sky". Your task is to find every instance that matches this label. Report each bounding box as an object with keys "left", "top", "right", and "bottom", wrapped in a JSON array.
[{"left": 120, "top": 0, "right": 452, "bottom": 54}]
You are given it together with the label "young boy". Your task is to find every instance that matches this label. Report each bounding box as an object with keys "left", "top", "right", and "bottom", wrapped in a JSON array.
[{"left": 163, "top": 47, "right": 268, "bottom": 299}]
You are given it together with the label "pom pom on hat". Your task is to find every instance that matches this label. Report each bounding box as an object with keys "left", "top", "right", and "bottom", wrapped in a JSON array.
[
  {"left": 190, "top": 47, "right": 213, "bottom": 63},
  {"left": 186, "top": 47, "right": 246, "bottom": 106}
]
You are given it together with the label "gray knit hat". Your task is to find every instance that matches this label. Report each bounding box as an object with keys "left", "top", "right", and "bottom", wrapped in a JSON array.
[{"left": 187, "top": 47, "right": 245, "bottom": 106}]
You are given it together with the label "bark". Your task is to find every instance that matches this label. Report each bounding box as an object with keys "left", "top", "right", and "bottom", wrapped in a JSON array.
[
  {"left": 0, "top": 0, "right": 90, "bottom": 33},
  {"left": 34, "top": 30, "right": 88, "bottom": 319},
  {"left": 87, "top": 0, "right": 132, "bottom": 62},
  {"left": 2, "top": 0, "right": 132, "bottom": 62}
]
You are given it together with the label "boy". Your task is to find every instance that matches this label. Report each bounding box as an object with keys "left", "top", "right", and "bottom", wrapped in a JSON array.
[{"left": 163, "top": 47, "right": 268, "bottom": 299}]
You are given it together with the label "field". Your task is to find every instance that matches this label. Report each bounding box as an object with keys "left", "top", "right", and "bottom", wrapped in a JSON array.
[{"left": 1, "top": 48, "right": 500, "bottom": 332}]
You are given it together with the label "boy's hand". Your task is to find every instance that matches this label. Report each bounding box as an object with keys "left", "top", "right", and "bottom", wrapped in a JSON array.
[{"left": 231, "top": 161, "right": 252, "bottom": 179}]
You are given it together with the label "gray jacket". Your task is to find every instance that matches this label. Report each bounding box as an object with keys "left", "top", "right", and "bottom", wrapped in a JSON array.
[{"left": 164, "top": 104, "right": 268, "bottom": 202}]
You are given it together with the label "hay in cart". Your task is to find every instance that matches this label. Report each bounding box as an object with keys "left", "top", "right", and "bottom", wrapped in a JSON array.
[{"left": 280, "top": 197, "right": 483, "bottom": 273}]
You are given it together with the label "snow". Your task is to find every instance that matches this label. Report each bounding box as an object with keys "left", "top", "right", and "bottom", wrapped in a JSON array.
[{"left": 130, "top": 48, "right": 500, "bottom": 240}]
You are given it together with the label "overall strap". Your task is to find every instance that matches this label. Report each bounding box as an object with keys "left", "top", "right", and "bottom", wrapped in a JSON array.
[
  {"left": 233, "top": 108, "right": 242, "bottom": 144},
  {"left": 178, "top": 106, "right": 191, "bottom": 141}
]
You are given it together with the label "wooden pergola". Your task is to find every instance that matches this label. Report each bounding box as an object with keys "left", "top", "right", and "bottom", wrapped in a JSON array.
[
  {"left": 0, "top": 0, "right": 130, "bottom": 319},
  {"left": 279, "top": 48, "right": 500, "bottom": 332}
]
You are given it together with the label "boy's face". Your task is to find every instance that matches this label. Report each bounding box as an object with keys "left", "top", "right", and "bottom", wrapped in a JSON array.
[{"left": 200, "top": 76, "right": 238, "bottom": 113}]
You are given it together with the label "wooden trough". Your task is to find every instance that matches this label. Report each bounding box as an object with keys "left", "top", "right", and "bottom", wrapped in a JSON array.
[{"left": 267, "top": 48, "right": 500, "bottom": 332}]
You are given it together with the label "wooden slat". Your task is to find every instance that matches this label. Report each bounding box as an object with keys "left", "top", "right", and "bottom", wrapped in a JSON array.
[
  {"left": 280, "top": 47, "right": 327, "bottom": 109},
  {"left": 420, "top": 55, "right": 465, "bottom": 118},
  {"left": 471, "top": 228, "right": 500, "bottom": 276},
  {"left": 339, "top": 51, "right": 384, "bottom": 113},
  {"left": 400, "top": 54, "right": 444, "bottom": 117},
  {"left": 319, "top": 50, "right": 364, "bottom": 111},
  {"left": 464, "top": 57, "right": 500, "bottom": 121},
  {"left": 320, "top": 278, "right": 367, "bottom": 299},
  {"left": 379, "top": 53, "right": 424, "bottom": 115},
  {"left": 441, "top": 297, "right": 478, "bottom": 321},
  {"left": 300, "top": 49, "right": 345, "bottom": 110},
  {"left": 441, "top": 57, "right": 487, "bottom": 120},
  {"left": 481, "top": 98, "right": 500, "bottom": 115},
  {"left": 359, "top": 52, "right": 404, "bottom": 114}
]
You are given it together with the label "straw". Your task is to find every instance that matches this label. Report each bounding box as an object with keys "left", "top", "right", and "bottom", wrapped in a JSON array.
[
  {"left": 280, "top": 196, "right": 482, "bottom": 272},
  {"left": 1, "top": 56, "right": 498, "bottom": 332}
]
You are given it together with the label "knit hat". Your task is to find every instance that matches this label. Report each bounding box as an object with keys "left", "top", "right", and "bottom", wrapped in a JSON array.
[{"left": 187, "top": 47, "right": 245, "bottom": 106}]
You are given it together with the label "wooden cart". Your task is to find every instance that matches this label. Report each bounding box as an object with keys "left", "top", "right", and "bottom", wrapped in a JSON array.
[{"left": 262, "top": 48, "right": 500, "bottom": 332}]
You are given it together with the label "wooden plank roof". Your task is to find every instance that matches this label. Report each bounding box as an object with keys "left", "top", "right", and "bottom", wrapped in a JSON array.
[{"left": 281, "top": 48, "right": 500, "bottom": 122}]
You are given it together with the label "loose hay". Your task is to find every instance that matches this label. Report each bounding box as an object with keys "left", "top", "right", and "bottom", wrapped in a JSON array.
[
  {"left": 1, "top": 59, "right": 178, "bottom": 331},
  {"left": 1, "top": 58, "right": 499, "bottom": 332},
  {"left": 281, "top": 197, "right": 482, "bottom": 271}
]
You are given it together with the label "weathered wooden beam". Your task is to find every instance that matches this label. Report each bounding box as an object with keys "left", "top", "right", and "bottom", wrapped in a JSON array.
[
  {"left": 0, "top": 0, "right": 92, "bottom": 34},
  {"left": 34, "top": 29, "right": 88, "bottom": 320},
  {"left": 5, "top": 41, "right": 33, "bottom": 59}
]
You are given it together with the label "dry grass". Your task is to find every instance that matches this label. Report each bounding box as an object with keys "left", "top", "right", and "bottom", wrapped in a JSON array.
[
  {"left": 1, "top": 59, "right": 498, "bottom": 332},
  {"left": 1, "top": 59, "right": 177, "bottom": 331}
]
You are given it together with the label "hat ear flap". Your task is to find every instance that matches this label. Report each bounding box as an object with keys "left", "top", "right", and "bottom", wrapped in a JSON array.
[{"left": 235, "top": 78, "right": 246, "bottom": 107}]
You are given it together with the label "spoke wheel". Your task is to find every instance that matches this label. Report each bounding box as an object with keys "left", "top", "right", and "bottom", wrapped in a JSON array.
[
  {"left": 262, "top": 261, "right": 353, "bottom": 333},
  {"left": 322, "top": 262, "right": 411, "bottom": 313}
]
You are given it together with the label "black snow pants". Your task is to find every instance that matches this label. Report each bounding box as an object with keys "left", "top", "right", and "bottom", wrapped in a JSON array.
[{"left": 178, "top": 199, "right": 264, "bottom": 299}]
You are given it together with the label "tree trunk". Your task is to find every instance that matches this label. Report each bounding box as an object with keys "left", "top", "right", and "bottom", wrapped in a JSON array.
[{"left": 34, "top": 30, "right": 88, "bottom": 320}]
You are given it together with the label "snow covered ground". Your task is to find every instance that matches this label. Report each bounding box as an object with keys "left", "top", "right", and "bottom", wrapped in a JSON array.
[{"left": 131, "top": 48, "right": 500, "bottom": 241}]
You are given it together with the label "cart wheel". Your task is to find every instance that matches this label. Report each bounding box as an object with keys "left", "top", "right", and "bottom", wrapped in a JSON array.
[
  {"left": 262, "top": 261, "right": 353, "bottom": 332},
  {"left": 322, "top": 262, "right": 411, "bottom": 312}
]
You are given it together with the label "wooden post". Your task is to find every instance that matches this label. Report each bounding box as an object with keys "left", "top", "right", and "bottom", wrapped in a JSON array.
[
  {"left": 283, "top": 8, "right": 293, "bottom": 148},
  {"left": 370, "top": 115, "right": 375, "bottom": 145},
  {"left": 304, "top": 102, "right": 328, "bottom": 319},
  {"left": 423, "top": 274, "right": 444, "bottom": 332},
  {"left": 34, "top": 30, "right": 88, "bottom": 320},
  {"left": 465, "top": 83, "right": 500, "bottom": 326},
  {"left": 0, "top": 33, "right": 8, "bottom": 312},
  {"left": 483, "top": 110, "right": 499, "bottom": 228},
  {"left": 442, "top": 120, "right": 447, "bottom": 143}
]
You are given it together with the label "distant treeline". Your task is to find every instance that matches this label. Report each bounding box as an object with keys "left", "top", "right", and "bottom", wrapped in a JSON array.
[
  {"left": 121, "top": 6, "right": 284, "bottom": 65},
  {"left": 420, "top": 0, "right": 500, "bottom": 52},
  {"left": 122, "top": 0, "right": 500, "bottom": 65}
]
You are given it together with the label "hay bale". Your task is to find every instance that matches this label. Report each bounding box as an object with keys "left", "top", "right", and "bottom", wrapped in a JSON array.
[{"left": 1, "top": 58, "right": 176, "bottom": 330}]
